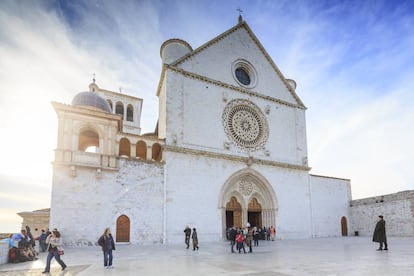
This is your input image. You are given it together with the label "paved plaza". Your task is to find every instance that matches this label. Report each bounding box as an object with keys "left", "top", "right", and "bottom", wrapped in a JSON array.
[{"left": 1, "top": 237, "right": 414, "bottom": 275}]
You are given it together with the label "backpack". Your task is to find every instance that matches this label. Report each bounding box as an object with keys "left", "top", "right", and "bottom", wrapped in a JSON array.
[
  {"left": 8, "top": 247, "right": 20, "bottom": 263},
  {"left": 236, "top": 234, "right": 244, "bottom": 243}
]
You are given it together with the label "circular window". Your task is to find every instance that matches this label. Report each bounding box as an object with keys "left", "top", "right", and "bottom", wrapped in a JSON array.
[
  {"left": 222, "top": 99, "right": 268, "bottom": 151},
  {"left": 232, "top": 60, "right": 257, "bottom": 88},
  {"left": 235, "top": 68, "right": 250, "bottom": 85}
]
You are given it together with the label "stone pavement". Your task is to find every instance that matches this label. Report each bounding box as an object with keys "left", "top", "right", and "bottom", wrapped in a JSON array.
[{"left": 1, "top": 237, "right": 414, "bottom": 275}]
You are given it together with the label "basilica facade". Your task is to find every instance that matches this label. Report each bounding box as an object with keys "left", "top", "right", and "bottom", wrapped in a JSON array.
[{"left": 50, "top": 18, "right": 351, "bottom": 245}]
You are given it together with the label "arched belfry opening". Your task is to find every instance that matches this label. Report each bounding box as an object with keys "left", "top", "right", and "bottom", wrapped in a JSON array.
[
  {"left": 78, "top": 129, "right": 99, "bottom": 152},
  {"left": 219, "top": 169, "right": 277, "bottom": 239}
]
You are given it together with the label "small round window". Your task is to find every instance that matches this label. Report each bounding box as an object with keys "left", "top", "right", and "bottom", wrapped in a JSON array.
[
  {"left": 235, "top": 68, "right": 250, "bottom": 85},
  {"left": 232, "top": 59, "right": 257, "bottom": 88}
]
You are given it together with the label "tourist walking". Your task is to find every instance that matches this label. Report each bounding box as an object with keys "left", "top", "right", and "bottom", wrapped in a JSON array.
[
  {"left": 270, "top": 226, "right": 275, "bottom": 241},
  {"left": 184, "top": 225, "right": 191, "bottom": 249},
  {"left": 229, "top": 226, "right": 237, "bottom": 253},
  {"left": 372, "top": 215, "right": 388, "bottom": 251},
  {"left": 253, "top": 227, "right": 259, "bottom": 246},
  {"left": 192, "top": 228, "right": 199, "bottom": 250},
  {"left": 98, "top": 227, "right": 116, "bottom": 269},
  {"left": 246, "top": 227, "right": 253, "bottom": 253},
  {"left": 236, "top": 230, "right": 246, "bottom": 254},
  {"left": 42, "top": 230, "right": 66, "bottom": 273}
]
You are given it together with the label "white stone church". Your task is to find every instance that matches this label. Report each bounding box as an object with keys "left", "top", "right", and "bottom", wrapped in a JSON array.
[{"left": 49, "top": 17, "right": 352, "bottom": 245}]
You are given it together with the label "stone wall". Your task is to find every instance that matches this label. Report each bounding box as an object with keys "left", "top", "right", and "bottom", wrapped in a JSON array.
[
  {"left": 49, "top": 159, "right": 164, "bottom": 246},
  {"left": 309, "top": 175, "right": 351, "bottom": 237},
  {"left": 350, "top": 190, "right": 414, "bottom": 237},
  {"left": 0, "top": 241, "right": 8, "bottom": 265}
]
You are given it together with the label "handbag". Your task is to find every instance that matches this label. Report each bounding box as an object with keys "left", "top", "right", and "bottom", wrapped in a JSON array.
[{"left": 58, "top": 250, "right": 64, "bottom": 255}]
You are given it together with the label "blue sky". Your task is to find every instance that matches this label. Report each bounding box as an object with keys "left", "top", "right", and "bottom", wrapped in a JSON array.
[{"left": 1, "top": 0, "right": 414, "bottom": 233}]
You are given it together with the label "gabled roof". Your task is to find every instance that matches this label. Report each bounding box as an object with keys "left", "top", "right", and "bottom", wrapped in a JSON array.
[{"left": 165, "top": 19, "right": 305, "bottom": 108}]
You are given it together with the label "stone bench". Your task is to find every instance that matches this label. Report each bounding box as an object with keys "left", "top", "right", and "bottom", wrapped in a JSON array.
[{"left": 0, "top": 241, "right": 8, "bottom": 265}]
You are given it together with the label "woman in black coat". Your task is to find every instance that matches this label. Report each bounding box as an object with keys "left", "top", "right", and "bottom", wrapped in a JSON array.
[
  {"left": 372, "top": 215, "right": 388, "bottom": 251},
  {"left": 98, "top": 228, "right": 116, "bottom": 269}
]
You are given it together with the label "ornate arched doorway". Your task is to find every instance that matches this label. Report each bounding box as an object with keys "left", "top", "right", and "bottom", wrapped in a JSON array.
[
  {"left": 226, "top": 196, "right": 242, "bottom": 228},
  {"left": 219, "top": 169, "right": 277, "bottom": 239},
  {"left": 116, "top": 215, "right": 130, "bottom": 242},
  {"left": 248, "top": 198, "right": 262, "bottom": 228}
]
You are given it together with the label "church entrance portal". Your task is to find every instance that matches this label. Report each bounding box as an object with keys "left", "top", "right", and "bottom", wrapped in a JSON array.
[
  {"left": 220, "top": 169, "right": 277, "bottom": 239},
  {"left": 248, "top": 198, "right": 262, "bottom": 228},
  {"left": 116, "top": 215, "right": 130, "bottom": 242},
  {"left": 226, "top": 197, "right": 242, "bottom": 228}
]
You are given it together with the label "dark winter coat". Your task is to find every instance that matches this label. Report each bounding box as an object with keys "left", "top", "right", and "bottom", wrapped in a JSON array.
[
  {"left": 372, "top": 220, "right": 386, "bottom": 242},
  {"left": 98, "top": 234, "right": 116, "bottom": 252},
  {"left": 229, "top": 228, "right": 237, "bottom": 241}
]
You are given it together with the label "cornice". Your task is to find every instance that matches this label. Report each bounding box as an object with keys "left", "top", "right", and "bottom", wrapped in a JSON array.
[
  {"left": 166, "top": 66, "right": 305, "bottom": 109},
  {"left": 51, "top": 101, "right": 123, "bottom": 131},
  {"left": 164, "top": 145, "right": 311, "bottom": 171},
  {"left": 156, "top": 63, "right": 168, "bottom": 97}
]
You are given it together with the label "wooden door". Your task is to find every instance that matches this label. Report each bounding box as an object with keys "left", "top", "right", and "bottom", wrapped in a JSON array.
[
  {"left": 226, "top": 197, "right": 242, "bottom": 228},
  {"left": 116, "top": 215, "right": 130, "bottom": 242},
  {"left": 341, "top": 216, "right": 348, "bottom": 236}
]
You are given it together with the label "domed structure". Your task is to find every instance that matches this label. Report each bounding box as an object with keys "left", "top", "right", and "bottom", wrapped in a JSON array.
[{"left": 72, "top": 91, "right": 112, "bottom": 113}]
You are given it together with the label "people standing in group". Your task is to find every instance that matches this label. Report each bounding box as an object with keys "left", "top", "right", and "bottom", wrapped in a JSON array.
[
  {"left": 236, "top": 230, "right": 246, "bottom": 254},
  {"left": 98, "top": 227, "right": 116, "bottom": 269},
  {"left": 229, "top": 226, "right": 237, "bottom": 253},
  {"left": 373, "top": 215, "right": 388, "bottom": 251},
  {"left": 184, "top": 225, "right": 191, "bottom": 249},
  {"left": 42, "top": 229, "right": 66, "bottom": 273},
  {"left": 191, "top": 228, "right": 199, "bottom": 251}
]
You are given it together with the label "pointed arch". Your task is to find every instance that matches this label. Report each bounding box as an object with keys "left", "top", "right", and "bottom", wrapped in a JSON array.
[
  {"left": 219, "top": 168, "right": 277, "bottom": 210},
  {"left": 219, "top": 168, "right": 277, "bottom": 238}
]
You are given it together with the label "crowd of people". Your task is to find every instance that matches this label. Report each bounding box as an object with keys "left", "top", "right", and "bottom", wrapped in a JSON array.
[
  {"left": 2, "top": 216, "right": 388, "bottom": 273},
  {"left": 226, "top": 224, "right": 276, "bottom": 253},
  {"left": 5, "top": 226, "right": 38, "bottom": 263},
  {"left": 4, "top": 227, "right": 67, "bottom": 273}
]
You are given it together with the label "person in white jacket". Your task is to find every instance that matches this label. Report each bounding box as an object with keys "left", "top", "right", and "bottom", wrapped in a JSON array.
[{"left": 42, "top": 230, "right": 67, "bottom": 273}]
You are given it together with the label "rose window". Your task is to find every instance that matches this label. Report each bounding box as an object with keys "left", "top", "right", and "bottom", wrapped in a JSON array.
[{"left": 223, "top": 99, "right": 268, "bottom": 151}]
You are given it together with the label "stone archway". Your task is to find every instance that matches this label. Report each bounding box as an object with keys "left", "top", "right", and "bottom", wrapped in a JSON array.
[
  {"left": 219, "top": 168, "right": 277, "bottom": 239},
  {"left": 226, "top": 196, "right": 242, "bottom": 228},
  {"left": 248, "top": 198, "right": 262, "bottom": 228}
]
